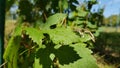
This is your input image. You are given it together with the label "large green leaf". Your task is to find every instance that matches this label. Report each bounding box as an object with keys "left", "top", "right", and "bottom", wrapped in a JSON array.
[
  {"left": 34, "top": 44, "right": 81, "bottom": 68},
  {"left": 43, "top": 13, "right": 67, "bottom": 29},
  {"left": 43, "top": 27, "right": 81, "bottom": 45},
  {"left": 33, "top": 43, "right": 98, "bottom": 68},
  {"left": 34, "top": 44, "right": 54, "bottom": 68},
  {"left": 60, "top": 43, "right": 98, "bottom": 68}
]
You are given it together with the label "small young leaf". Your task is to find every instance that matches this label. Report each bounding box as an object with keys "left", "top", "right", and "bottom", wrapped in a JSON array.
[{"left": 43, "top": 13, "right": 67, "bottom": 29}]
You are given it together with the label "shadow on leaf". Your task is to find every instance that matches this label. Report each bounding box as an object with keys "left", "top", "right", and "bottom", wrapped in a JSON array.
[
  {"left": 54, "top": 45, "right": 81, "bottom": 65},
  {"left": 36, "top": 44, "right": 81, "bottom": 68}
]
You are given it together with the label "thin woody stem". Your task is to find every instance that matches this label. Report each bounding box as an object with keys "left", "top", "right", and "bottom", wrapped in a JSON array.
[{"left": 0, "top": 61, "right": 7, "bottom": 68}]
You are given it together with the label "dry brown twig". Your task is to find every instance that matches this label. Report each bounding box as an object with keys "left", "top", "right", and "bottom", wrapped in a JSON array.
[
  {"left": 73, "top": 27, "right": 95, "bottom": 42},
  {"left": 0, "top": 61, "right": 7, "bottom": 68}
]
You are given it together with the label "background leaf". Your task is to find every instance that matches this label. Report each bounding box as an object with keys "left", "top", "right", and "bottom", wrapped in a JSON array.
[{"left": 3, "top": 36, "right": 21, "bottom": 68}]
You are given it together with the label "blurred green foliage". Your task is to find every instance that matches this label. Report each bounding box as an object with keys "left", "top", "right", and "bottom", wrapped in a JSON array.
[{"left": 4, "top": 0, "right": 105, "bottom": 68}]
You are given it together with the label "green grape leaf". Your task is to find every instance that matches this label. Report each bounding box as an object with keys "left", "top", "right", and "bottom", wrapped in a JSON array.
[
  {"left": 25, "top": 27, "right": 44, "bottom": 46},
  {"left": 34, "top": 44, "right": 81, "bottom": 68},
  {"left": 43, "top": 27, "right": 81, "bottom": 45},
  {"left": 54, "top": 45, "right": 81, "bottom": 65},
  {"left": 60, "top": 43, "right": 98, "bottom": 68},
  {"left": 3, "top": 36, "right": 21, "bottom": 68},
  {"left": 33, "top": 43, "right": 98, "bottom": 68},
  {"left": 34, "top": 45, "right": 53, "bottom": 68},
  {"left": 43, "top": 13, "right": 67, "bottom": 29}
]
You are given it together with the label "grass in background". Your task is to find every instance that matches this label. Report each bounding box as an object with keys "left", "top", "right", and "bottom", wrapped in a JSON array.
[{"left": 102, "top": 27, "right": 120, "bottom": 32}]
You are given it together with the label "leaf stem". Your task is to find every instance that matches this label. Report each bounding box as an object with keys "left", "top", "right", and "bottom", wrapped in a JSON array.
[
  {"left": 19, "top": 46, "right": 36, "bottom": 56},
  {"left": 0, "top": 61, "right": 7, "bottom": 68}
]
